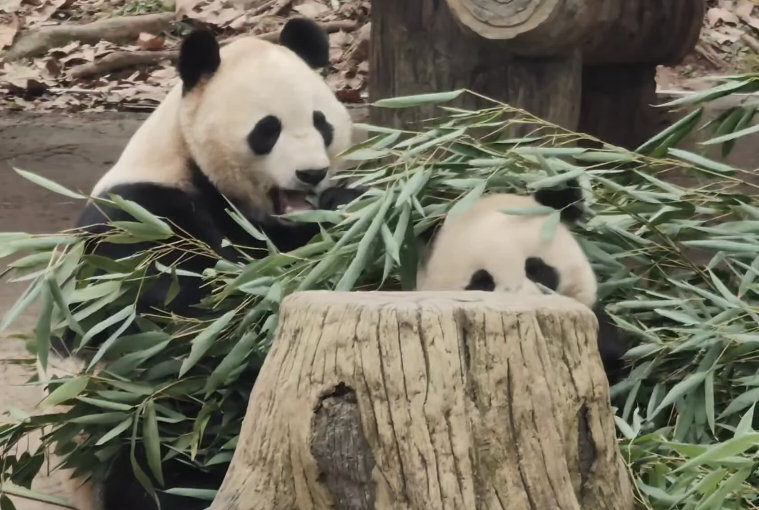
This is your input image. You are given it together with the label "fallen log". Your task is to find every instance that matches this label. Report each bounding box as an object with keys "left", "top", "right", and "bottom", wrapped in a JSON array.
[
  {"left": 66, "top": 20, "right": 358, "bottom": 79},
  {"left": 211, "top": 291, "right": 633, "bottom": 509},
  {"left": 5, "top": 12, "right": 175, "bottom": 61},
  {"left": 70, "top": 50, "right": 177, "bottom": 79}
]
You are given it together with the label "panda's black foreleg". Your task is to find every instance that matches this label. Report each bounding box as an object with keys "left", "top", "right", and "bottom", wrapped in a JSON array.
[
  {"left": 101, "top": 450, "right": 228, "bottom": 510},
  {"left": 593, "top": 304, "right": 629, "bottom": 385}
]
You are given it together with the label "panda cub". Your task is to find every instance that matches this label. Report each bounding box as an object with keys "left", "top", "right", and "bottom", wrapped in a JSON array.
[
  {"left": 417, "top": 183, "right": 628, "bottom": 385},
  {"left": 75, "top": 18, "right": 363, "bottom": 319},
  {"left": 47, "top": 19, "right": 364, "bottom": 510}
]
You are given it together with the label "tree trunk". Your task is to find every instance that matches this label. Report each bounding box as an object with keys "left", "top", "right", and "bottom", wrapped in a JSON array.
[
  {"left": 210, "top": 291, "right": 634, "bottom": 510},
  {"left": 578, "top": 64, "right": 660, "bottom": 150},
  {"left": 369, "top": 0, "right": 582, "bottom": 131}
]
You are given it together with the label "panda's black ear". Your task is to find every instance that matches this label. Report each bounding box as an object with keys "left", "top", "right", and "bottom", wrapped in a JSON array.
[
  {"left": 534, "top": 178, "right": 584, "bottom": 224},
  {"left": 178, "top": 30, "right": 221, "bottom": 92},
  {"left": 279, "top": 18, "right": 329, "bottom": 69}
]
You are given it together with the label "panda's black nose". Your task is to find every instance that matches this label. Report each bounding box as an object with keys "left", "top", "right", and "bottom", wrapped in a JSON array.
[{"left": 296, "top": 168, "right": 328, "bottom": 185}]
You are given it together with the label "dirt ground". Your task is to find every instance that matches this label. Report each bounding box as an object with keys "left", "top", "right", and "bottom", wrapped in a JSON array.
[{"left": 0, "top": 112, "right": 146, "bottom": 510}]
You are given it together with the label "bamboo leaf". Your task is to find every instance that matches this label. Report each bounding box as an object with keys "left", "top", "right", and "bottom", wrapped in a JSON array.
[
  {"left": 95, "top": 416, "right": 134, "bottom": 446},
  {"left": 109, "top": 195, "right": 173, "bottom": 236},
  {"left": 674, "top": 433, "right": 759, "bottom": 472},
  {"left": 702, "top": 119, "right": 759, "bottom": 145},
  {"left": 14, "top": 168, "right": 86, "bottom": 199},
  {"left": 46, "top": 277, "right": 84, "bottom": 336},
  {"left": 143, "top": 400, "right": 164, "bottom": 486},
  {"left": 529, "top": 167, "right": 585, "bottom": 189},
  {"left": 204, "top": 331, "right": 259, "bottom": 396},
  {"left": 380, "top": 223, "right": 400, "bottom": 265},
  {"left": 540, "top": 211, "right": 561, "bottom": 243},
  {"left": 373, "top": 89, "right": 465, "bottom": 108},
  {"left": 40, "top": 376, "right": 89, "bottom": 408},
  {"left": 651, "top": 372, "right": 707, "bottom": 418},
  {"left": 336, "top": 190, "right": 394, "bottom": 290},
  {"left": 162, "top": 488, "right": 217, "bottom": 500},
  {"left": 446, "top": 181, "right": 486, "bottom": 221},
  {"left": 705, "top": 371, "right": 715, "bottom": 434},
  {"left": 636, "top": 108, "right": 703, "bottom": 153},
  {"left": 35, "top": 284, "right": 53, "bottom": 370},
  {"left": 179, "top": 310, "right": 237, "bottom": 377},
  {"left": 1, "top": 278, "right": 43, "bottom": 331},
  {"left": 668, "top": 148, "right": 736, "bottom": 174}
]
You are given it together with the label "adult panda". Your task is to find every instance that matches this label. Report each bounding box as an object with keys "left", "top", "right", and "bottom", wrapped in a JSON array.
[
  {"left": 73, "top": 18, "right": 363, "bottom": 319},
  {"left": 43, "top": 19, "right": 364, "bottom": 510},
  {"left": 417, "top": 182, "right": 628, "bottom": 385}
]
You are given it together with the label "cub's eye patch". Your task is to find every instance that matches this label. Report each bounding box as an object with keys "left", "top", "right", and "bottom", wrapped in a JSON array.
[
  {"left": 466, "top": 269, "right": 495, "bottom": 291},
  {"left": 248, "top": 115, "right": 282, "bottom": 155},
  {"left": 525, "top": 256, "right": 559, "bottom": 291},
  {"left": 313, "top": 110, "right": 333, "bottom": 147}
]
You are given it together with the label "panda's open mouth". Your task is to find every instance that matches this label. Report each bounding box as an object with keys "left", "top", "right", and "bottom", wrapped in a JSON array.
[{"left": 270, "top": 188, "right": 316, "bottom": 215}]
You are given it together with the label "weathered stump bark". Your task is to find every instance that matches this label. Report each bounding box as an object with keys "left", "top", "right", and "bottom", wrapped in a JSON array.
[{"left": 211, "top": 291, "right": 633, "bottom": 510}]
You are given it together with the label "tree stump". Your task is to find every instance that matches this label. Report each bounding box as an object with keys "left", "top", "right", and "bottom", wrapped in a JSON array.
[{"left": 210, "top": 291, "right": 633, "bottom": 510}]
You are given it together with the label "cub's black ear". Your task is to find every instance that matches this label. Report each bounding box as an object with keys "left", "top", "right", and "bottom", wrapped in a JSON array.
[
  {"left": 534, "top": 178, "right": 584, "bottom": 224},
  {"left": 178, "top": 30, "right": 221, "bottom": 92},
  {"left": 280, "top": 18, "right": 329, "bottom": 69}
]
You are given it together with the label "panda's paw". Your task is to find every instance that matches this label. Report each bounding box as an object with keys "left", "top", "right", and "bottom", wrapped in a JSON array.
[{"left": 318, "top": 186, "right": 367, "bottom": 210}]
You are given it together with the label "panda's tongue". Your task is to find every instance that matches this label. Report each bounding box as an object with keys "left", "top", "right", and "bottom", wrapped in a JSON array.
[{"left": 281, "top": 190, "right": 314, "bottom": 213}]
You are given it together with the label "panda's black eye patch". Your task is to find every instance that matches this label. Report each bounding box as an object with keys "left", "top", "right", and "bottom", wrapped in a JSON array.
[
  {"left": 525, "top": 256, "right": 559, "bottom": 291},
  {"left": 248, "top": 115, "right": 282, "bottom": 155},
  {"left": 466, "top": 269, "right": 495, "bottom": 291},
  {"left": 313, "top": 110, "right": 333, "bottom": 147}
]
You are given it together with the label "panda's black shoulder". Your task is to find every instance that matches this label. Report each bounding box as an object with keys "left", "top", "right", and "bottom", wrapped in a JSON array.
[{"left": 77, "top": 182, "right": 227, "bottom": 250}]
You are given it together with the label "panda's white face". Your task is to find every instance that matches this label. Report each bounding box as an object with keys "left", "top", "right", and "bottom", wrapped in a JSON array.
[
  {"left": 417, "top": 193, "right": 598, "bottom": 308},
  {"left": 178, "top": 25, "right": 352, "bottom": 215}
]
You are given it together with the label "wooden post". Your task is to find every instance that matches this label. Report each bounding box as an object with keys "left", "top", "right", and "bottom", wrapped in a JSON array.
[
  {"left": 210, "top": 291, "right": 634, "bottom": 510},
  {"left": 370, "top": 0, "right": 705, "bottom": 148},
  {"left": 369, "top": 0, "right": 582, "bottom": 131}
]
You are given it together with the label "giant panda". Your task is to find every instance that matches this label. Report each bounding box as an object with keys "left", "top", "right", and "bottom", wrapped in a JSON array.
[
  {"left": 71, "top": 18, "right": 363, "bottom": 319},
  {"left": 417, "top": 182, "right": 628, "bottom": 385},
  {"left": 40, "top": 18, "right": 365, "bottom": 510}
]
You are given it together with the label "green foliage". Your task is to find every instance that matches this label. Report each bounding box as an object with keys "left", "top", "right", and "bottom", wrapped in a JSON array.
[
  {"left": 119, "top": 0, "right": 171, "bottom": 16},
  {"left": 3, "top": 83, "right": 759, "bottom": 508}
]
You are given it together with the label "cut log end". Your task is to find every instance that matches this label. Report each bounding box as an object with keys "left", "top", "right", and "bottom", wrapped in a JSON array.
[{"left": 211, "top": 291, "right": 634, "bottom": 510}]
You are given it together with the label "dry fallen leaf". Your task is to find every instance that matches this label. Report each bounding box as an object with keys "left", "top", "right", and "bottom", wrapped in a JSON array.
[
  {"left": 138, "top": 32, "right": 165, "bottom": 51},
  {"left": 0, "top": 62, "right": 51, "bottom": 95},
  {"left": 0, "top": 0, "right": 22, "bottom": 14},
  {"left": 26, "top": 0, "right": 67, "bottom": 26},
  {"left": 736, "top": 0, "right": 756, "bottom": 18},
  {"left": 707, "top": 7, "right": 740, "bottom": 27},
  {"left": 41, "top": 57, "right": 61, "bottom": 77},
  {"left": 175, "top": 0, "right": 202, "bottom": 15},
  {"left": 293, "top": 0, "right": 329, "bottom": 18},
  {"left": 0, "top": 12, "right": 18, "bottom": 49}
]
